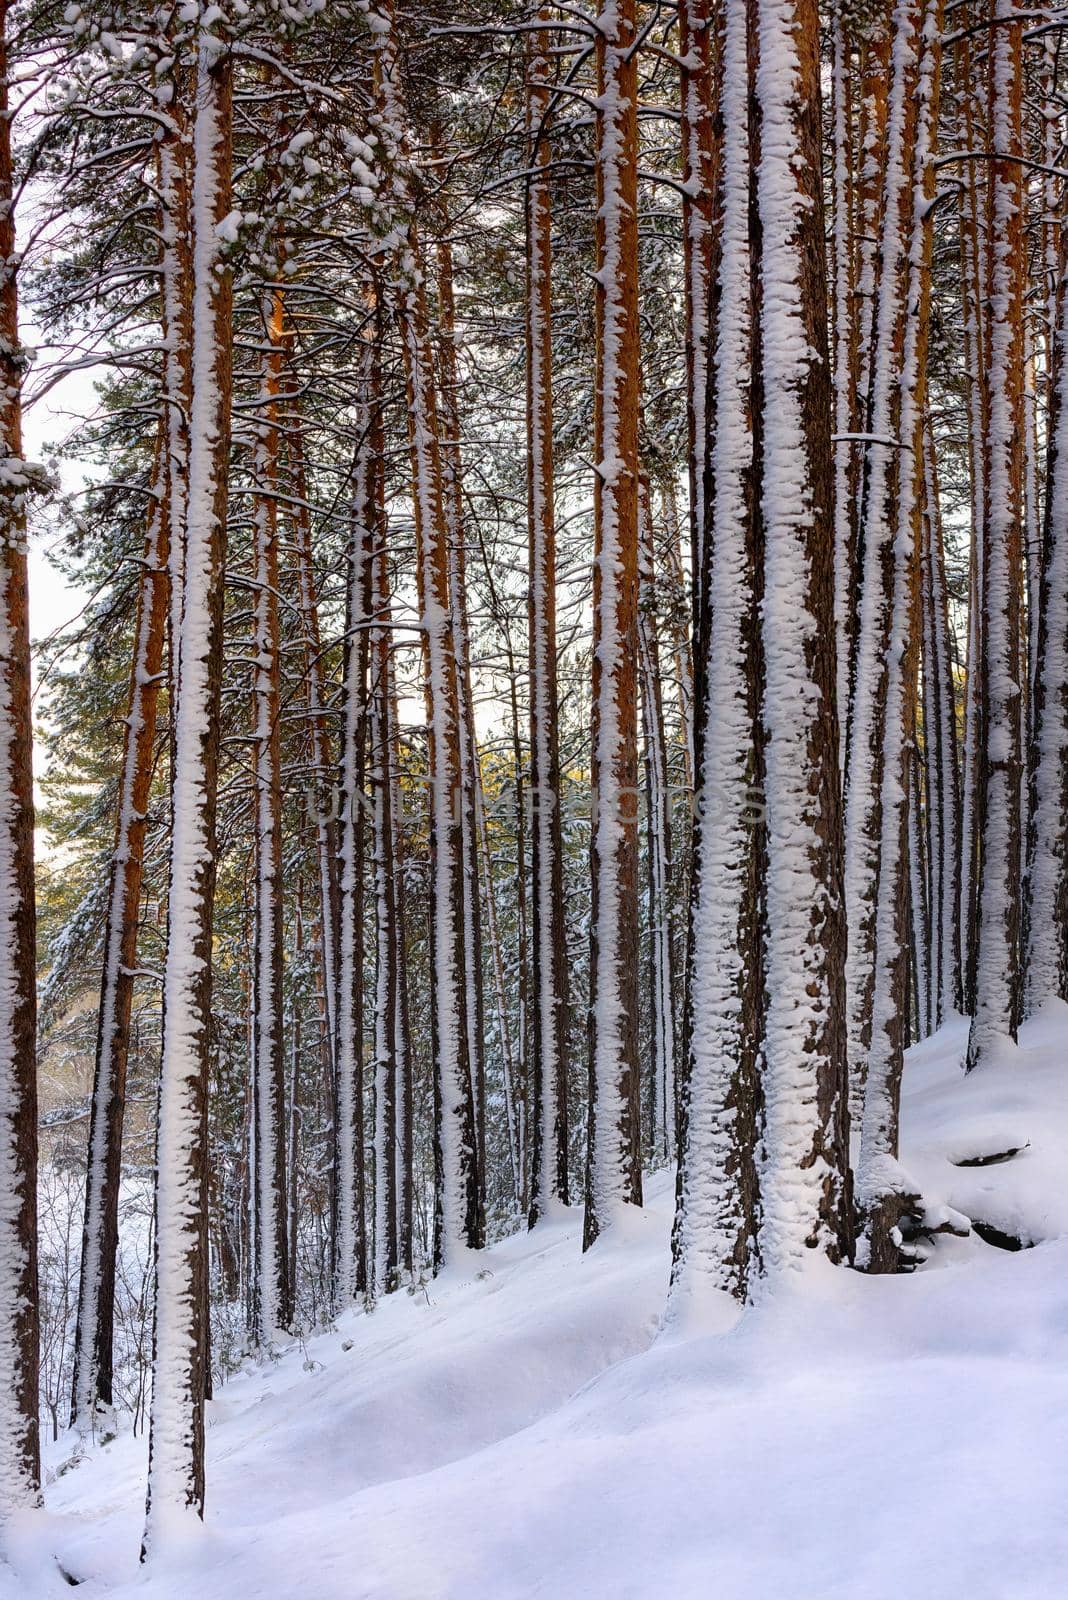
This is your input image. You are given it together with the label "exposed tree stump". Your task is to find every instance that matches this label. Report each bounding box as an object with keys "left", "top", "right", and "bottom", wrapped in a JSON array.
[{"left": 861, "top": 1189, "right": 924, "bottom": 1274}]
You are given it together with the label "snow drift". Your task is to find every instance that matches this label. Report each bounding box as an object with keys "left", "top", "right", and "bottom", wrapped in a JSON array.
[{"left": 8, "top": 1007, "right": 1068, "bottom": 1599}]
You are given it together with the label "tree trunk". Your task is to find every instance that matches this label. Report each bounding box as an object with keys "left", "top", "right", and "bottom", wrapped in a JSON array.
[
  {"left": 659, "top": 477, "right": 695, "bottom": 795},
  {"left": 855, "top": 0, "right": 941, "bottom": 1269},
  {"left": 372, "top": 9, "right": 481, "bottom": 1263},
  {"left": 749, "top": 0, "right": 852, "bottom": 1276},
  {"left": 584, "top": 0, "right": 643, "bottom": 1250},
  {"left": 638, "top": 482, "right": 676, "bottom": 1164},
  {"left": 369, "top": 396, "right": 400, "bottom": 1294},
  {"left": 966, "top": 0, "right": 1026, "bottom": 1070},
  {"left": 956, "top": 20, "right": 989, "bottom": 1014},
  {"left": 679, "top": 0, "right": 716, "bottom": 640},
  {"left": 143, "top": 18, "right": 232, "bottom": 1545},
  {"left": 920, "top": 415, "right": 961, "bottom": 1021},
  {"left": 72, "top": 420, "right": 169, "bottom": 1429},
  {"left": 1025, "top": 239, "right": 1068, "bottom": 1011},
  {"left": 852, "top": 6, "right": 891, "bottom": 454},
  {"left": 388, "top": 665, "right": 415, "bottom": 1276},
  {"left": 249, "top": 287, "right": 290, "bottom": 1340},
  {"left": 285, "top": 379, "right": 339, "bottom": 1100},
  {"left": 843, "top": 0, "right": 929, "bottom": 1105},
  {"left": 909, "top": 740, "right": 930, "bottom": 1041},
  {"left": 831, "top": 0, "right": 856, "bottom": 774},
  {"left": 162, "top": 72, "right": 193, "bottom": 721},
  {"left": 0, "top": 0, "right": 40, "bottom": 1515},
  {"left": 672, "top": 0, "right": 760, "bottom": 1309},
  {"left": 526, "top": 14, "right": 569, "bottom": 1225},
  {"left": 333, "top": 336, "right": 373, "bottom": 1307},
  {"left": 401, "top": 252, "right": 483, "bottom": 1261},
  {"left": 434, "top": 227, "right": 488, "bottom": 1215}
]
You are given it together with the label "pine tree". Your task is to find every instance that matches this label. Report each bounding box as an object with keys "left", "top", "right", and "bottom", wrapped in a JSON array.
[
  {"left": 249, "top": 287, "right": 291, "bottom": 1340},
  {"left": 966, "top": 0, "right": 1026, "bottom": 1071},
  {"left": 333, "top": 329, "right": 372, "bottom": 1306},
  {"left": 584, "top": 0, "right": 643, "bottom": 1251},
  {"left": 637, "top": 480, "right": 676, "bottom": 1163},
  {"left": 956, "top": 17, "right": 990, "bottom": 1013},
  {"left": 143, "top": 11, "right": 233, "bottom": 1545},
  {"left": 748, "top": 0, "right": 852, "bottom": 1277},
  {"left": 844, "top": 0, "right": 930, "bottom": 1103},
  {"left": 670, "top": 0, "right": 760, "bottom": 1310},
  {"left": 855, "top": 0, "right": 943, "bottom": 1268},
  {"left": 72, "top": 423, "right": 169, "bottom": 1429},
  {"left": 1026, "top": 240, "right": 1068, "bottom": 1010},
  {"left": 919, "top": 419, "right": 961, "bottom": 1024},
  {"left": 526, "top": 11, "right": 570, "bottom": 1226},
  {"left": 0, "top": 0, "right": 40, "bottom": 1517},
  {"left": 679, "top": 0, "right": 715, "bottom": 624},
  {"left": 371, "top": 1, "right": 482, "bottom": 1263}
]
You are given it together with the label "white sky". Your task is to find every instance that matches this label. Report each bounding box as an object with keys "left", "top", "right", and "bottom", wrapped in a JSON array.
[
  {"left": 21, "top": 332, "right": 103, "bottom": 847},
  {"left": 24, "top": 359, "right": 95, "bottom": 650}
]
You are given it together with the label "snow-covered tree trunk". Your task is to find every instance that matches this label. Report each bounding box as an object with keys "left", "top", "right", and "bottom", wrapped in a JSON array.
[
  {"left": 1024, "top": 345, "right": 1042, "bottom": 731},
  {"left": 387, "top": 660, "right": 415, "bottom": 1276},
  {"left": 679, "top": 0, "right": 715, "bottom": 630},
  {"left": 831, "top": 0, "right": 856, "bottom": 774},
  {"left": 1040, "top": 37, "right": 1062, "bottom": 386},
  {"left": 468, "top": 695, "right": 522, "bottom": 1210},
  {"left": 1022, "top": 342, "right": 1040, "bottom": 918},
  {"left": 909, "top": 742, "right": 930, "bottom": 1039},
  {"left": 852, "top": 5, "right": 891, "bottom": 454},
  {"left": 370, "top": 666, "right": 397, "bottom": 1296},
  {"left": 749, "top": 0, "right": 852, "bottom": 1277},
  {"left": 402, "top": 266, "right": 482, "bottom": 1263},
  {"left": 249, "top": 287, "right": 290, "bottom": 1342},
  {"left": 143, "top": 16, "right": 233, "bottom": 1545},
  {"left": 477, "top": 775, "right": 522, "bottom": 1211},
  {"left": 287, "top": 888, "right": 302, "bottom": 1305},
  {"left": 1025, "top": 241, "right": 1068, "bottom": 1011},
  {"left": 333, "top": 334, "right": 373, "bottom": 1308},
  {"left": 855, "top": 0, "right": 941, "bottom": 1270},
  {"left": 638, "top": 480, "right": 676, "bottom": 1164},
  {"left": 367, "top": 355, "right": 399, "bottom": 1293},
  {"left": 659, "top": 477, "right": 695, "bottom": 792},
  {"left": 490, "top": 622, "right": 531, "bottom": 1205},
  {"left": 372, "top": 0, "right": 480, "bottom": 1266},
  {"left": 286, "top": 386, "right": 339, "bottom": 1093},
  {"left": 670, "top": 0, "right": 760, "bottom": 1313},
  {"left": 486, "top": 614, "right": 531, "bottom": 1204},
  {"left": 843, "top": 0, "right": 927, "bottom": 1104},
  {"left": 0, "top": 0, "right": 39, "bottom": 1515},
  {"left": 435, "top": 232, "right": 488, "bottom": 1222},
  {"left": 283, "top": 389, "right": 340, "bottom": 1259},
  {"left": 72, "top": 424, "right": 170, "bottom": 1431},
  {"left": 526, "top": 13, "right": 570, "bottom": 1226},
  {"left": 956, "top": 26, "right": 989, "bottom": 1014},
  {"left": 584, "top": 0, "right": 643, "bottom": 1250},
  {"left": 160, "top": 74, "right": 193, "bottom": 717},
  {"left": 920, "top": 417, "right": 960, "bottom": 1022},
  {"left": 966, "top": 1, "right": 1026, "bottom": 1071}
]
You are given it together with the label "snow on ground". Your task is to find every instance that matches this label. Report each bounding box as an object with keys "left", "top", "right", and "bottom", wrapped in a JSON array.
[{"left": 8, "top": 1006, "right": 1068, "bottom": 1599}]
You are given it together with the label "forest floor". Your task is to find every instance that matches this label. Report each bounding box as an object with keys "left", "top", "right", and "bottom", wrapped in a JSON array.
[{"left": 9, "top": 1005, "right": 1068, "bottom": 1599}]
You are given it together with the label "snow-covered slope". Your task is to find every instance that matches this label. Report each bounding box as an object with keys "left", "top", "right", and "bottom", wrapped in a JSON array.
[{"left": 9, "top": 1007, "right": 1068, "bottom": 1599}]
